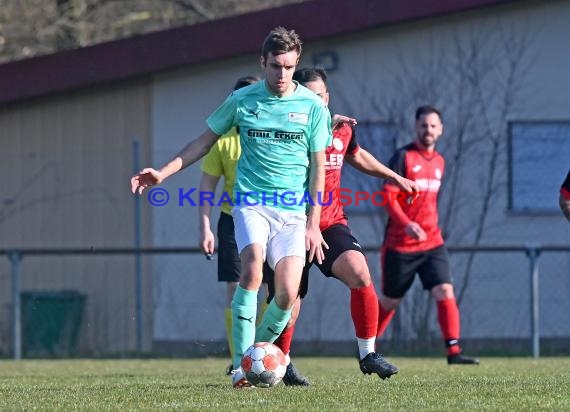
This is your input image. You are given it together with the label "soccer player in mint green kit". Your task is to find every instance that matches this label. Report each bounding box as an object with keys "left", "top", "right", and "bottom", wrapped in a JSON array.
[{"left": 131, "top": 26, "right": 331, "bottom": 388}]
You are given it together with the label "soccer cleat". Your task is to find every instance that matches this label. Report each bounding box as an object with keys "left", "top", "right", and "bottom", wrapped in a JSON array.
[
  {"left": 231, "top": 368, "right": 253, "bottom": 388},
  {"left": 447, "top": 354, "right": 480, "bottom": 365},
  {"left": 226, "top": 363, "right": 233, "bottom": 376},
  {"left": 282, "top": 362, "right": 310, "bottom": 386},
  {"left": 359, "top": 352, "right": 399, "bottom": 380}
]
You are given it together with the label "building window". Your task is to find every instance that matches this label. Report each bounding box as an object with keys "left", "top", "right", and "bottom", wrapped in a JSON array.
[
  {"left": 341, "top": 122, "right": 398, "bottom": 213},
  {"left": 509, "top": 121, "right": 570, "bottom": 214}
]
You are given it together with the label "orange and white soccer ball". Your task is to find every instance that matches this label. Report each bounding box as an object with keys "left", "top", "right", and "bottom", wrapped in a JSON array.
[{"left": 241, "top": 342, "right": 287, "bottom": 388}]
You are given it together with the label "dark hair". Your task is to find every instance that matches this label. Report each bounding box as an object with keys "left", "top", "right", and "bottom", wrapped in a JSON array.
[
  {"left": 415, "top": 105, "right": 442, "bottom": 122},
  {"left": 261, "top": 26, "right": 302, "bottom": 60},
  {"left": 233, "top": 75, "right": 259, "bottom": 91},
  {"left": 292, "top": 67, "right": 328, "bottom": 87}
]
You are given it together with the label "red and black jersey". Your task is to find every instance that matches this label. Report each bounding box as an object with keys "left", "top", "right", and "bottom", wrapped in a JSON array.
[
  {"left": 320, "top": 122, "right": 359, "bottom": 230},
  {"left": 561, "top": 170, "right": 570, "bottom": 200},
  {"left": 383, "top": 142, "right": 445, "bottom": 252}
]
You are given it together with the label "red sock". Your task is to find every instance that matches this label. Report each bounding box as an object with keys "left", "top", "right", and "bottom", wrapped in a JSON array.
[
  {"left": 437, "top": 298, "right": 461, "bottom": 355},
  {"left": 350, "top": 283, "right": 379, "bottom": 339},
  {"left": 274, "top": 324, "right": 295, "bottom": 356},
  {"left": 377, "top": 301, "right": 395, "bottom": 337}
]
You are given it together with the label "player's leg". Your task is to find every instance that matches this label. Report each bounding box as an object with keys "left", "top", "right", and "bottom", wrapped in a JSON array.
[
  {"left": 332, "top": 250, "right": 378, "bottom": 351},
  {"left": 377, "top": 248, "right": 419, "bottom": 338},
  {"left": 419, "top": 245, "right": 479, "bottom": 365},
  {"left": 319, "top": 225, "right": 398, "bottom": 379},
  {"left": 278, "top": 265, "right": 310, "bottom": 385},
  {"left": 257, "top": 281, "right": 269, "bottom": 325},
  {"left": 277, "top": 297, "right": 310, "bottom": 386},
  {"left": 224, "top": 282, "right": 238, "bottom": 374},
  {"left": 230, "top": 206, "right": 270, "bottom": 387},
  {"left": 274, "top": 296, "right": 301, "bottom": 360},
  {"left": 216, "top": 212, "right": 242, "bottom": 374},
  {"left": 255, "top": 210, "right": 306, "bottom": 343}
]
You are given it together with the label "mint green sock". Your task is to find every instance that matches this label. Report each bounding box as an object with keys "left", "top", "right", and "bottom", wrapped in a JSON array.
[
  {"left": 255, "top": 298, "right": 292, "bottom": 343},
  {"left": 231, "top": 286, "right": 258, "bottom": 369}
]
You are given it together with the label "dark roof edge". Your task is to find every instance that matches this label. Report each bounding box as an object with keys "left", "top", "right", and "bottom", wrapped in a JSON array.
[{"left": 0, "top": 0, "right": 519, "bottom": 105}]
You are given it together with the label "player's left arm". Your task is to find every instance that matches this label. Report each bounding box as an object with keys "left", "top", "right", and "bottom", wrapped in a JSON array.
[
  {"left": 306, "top": 149, "right": 328, "bottom": 264},
  {"left": 332, "top": 114, "right": 357, "bottom": 127},
  {"left": 346, "top": 148, "right": 418, "bottom": 196}
]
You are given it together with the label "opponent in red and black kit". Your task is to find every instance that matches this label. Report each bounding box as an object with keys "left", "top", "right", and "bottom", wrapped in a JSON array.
[
  {"left": 559, "top": 170, "right": 570, "bottom": 221},
  {"left": 266, "top": 67, "right": 418, "bottom": 382},
  {"left": 377, "top": 105, "right": 479, "bottom": 365}
]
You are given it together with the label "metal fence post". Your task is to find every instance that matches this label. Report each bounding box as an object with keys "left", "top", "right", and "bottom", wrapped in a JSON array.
[
  {"left": 525, "top": 243, "right": 541, "bottom": 358},
  {"left": 9, "top": 251, "right": 22, "bottom": 360},
  {"left": 133, "top": 139, "right": 143, "bottom": 354}
]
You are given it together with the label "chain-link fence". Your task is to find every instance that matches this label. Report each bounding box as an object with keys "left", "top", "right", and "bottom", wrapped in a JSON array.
[{"left": 1, "top": 245, "right": 568, "bottom": 359}]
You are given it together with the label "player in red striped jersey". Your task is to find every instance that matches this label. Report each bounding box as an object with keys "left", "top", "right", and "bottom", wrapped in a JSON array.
[
  {"left": 267, "top": 68, "right": 419, "bottom": 383},
  {"left": 377, "top": 105, "right": 479, "bottom": 365}
]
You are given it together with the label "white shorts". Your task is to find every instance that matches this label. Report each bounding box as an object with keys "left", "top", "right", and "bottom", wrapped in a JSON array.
[{"left": 232, "top": 205, "right": 307, "bottom": 270}]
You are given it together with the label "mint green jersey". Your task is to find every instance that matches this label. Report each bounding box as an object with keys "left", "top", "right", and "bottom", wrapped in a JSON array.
[{"left": 207, "top": 81, "right": 332, "bottom": 212}]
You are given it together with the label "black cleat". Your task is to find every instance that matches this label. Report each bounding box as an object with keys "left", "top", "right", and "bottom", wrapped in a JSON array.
[
  {"left": 226, "top": 363, "right": 233, "bottom": 376},
  {"left": 359, "top": 352, "right": 399, "bottom": 380},
  {"left": 282, "top": 362, "right": 310, "bottom": 386},
  {"left": 447, "top": 354, "right": 480, "bottom": 365}
]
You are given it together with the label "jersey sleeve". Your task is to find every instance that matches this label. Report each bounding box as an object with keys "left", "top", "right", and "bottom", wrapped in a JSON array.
[
  {"left": 309, "top": 104, "right": 332, "bottom": 152},
  {"left": 346, "top": 125, "right": 360, "bottom": 156},
  {"left": 200, "top": 142, "right": 223, "bottom": 177},
  {"left": 384, "top": 148, "right": 407, "bottom": 191},
  {"left": 206, "top": 93, "right": 238, "bottom": 136}
]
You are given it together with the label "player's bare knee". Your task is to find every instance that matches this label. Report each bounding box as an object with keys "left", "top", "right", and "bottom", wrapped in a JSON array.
[
  {"left": 238, "top": 270, "right": 263, "bottom": 290},
  {"left": 431, "top": 283, "right": 454, "bottom": 300},
  {"left": 274, "top": 291, "right": 297, "bottom": 311},
  {"left": 333, "top": 251, "right": 371, "bottom": 288},
  {"left": 239, "top": 249, "right": 264, "bottom": 290},
  {"left": 343, "top": 271, "right": 371, "bottom": 289}
]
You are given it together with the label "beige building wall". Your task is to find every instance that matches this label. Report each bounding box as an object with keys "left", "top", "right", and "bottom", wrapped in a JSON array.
[{"left": 0, "top": 80, "right": 153, "bottom": 355}]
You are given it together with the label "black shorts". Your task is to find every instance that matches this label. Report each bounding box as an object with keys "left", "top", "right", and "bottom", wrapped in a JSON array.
[
  {"left": 216, "top": 212, "right": 241, "bottom": 283},
  {"left": 216, "top": 212, "right": 269, "bottom": 284},
  {"left": 266, "top": 223, "right": 364, "bottom": 300},
  {"left": 381, "top": 245, "right": 451, "bottom": 298}
]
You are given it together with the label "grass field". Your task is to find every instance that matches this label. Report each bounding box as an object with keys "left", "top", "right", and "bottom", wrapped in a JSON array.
[{"left": 0, "top": 357, "right": 568, "bottom": 410}]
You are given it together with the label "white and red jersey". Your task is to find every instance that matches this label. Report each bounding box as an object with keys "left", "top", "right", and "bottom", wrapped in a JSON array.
[
  {"left": 384, "top": 142, "right": 445, "bottom": 252},
  {"left": 320, "top": 122, "right": 359, "bottom": 230}
]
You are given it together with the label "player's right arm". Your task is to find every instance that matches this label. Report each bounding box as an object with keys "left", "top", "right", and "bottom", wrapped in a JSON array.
[
  {"left": 384, "top": 149, "right": 426, "bottom": 241},
  {"left": 385, "top": 196, "right": 427, "bottom": 241},
  {"left": 199, "top": 172, "right": 221, "bottom": 255},
  {"left": 347, "top": 148, "right": 418, "bottom": 196},
  {"left": 306, "top": 148, "right": 328, "bottom": 264},
  {"left": 131, "top": 128, "right": 220, "bottom": 194}
]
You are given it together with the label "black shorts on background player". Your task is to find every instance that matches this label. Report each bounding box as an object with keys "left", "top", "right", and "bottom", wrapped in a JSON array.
[
  {"left": 382, "top": 245, "right": 451, "bottom": 298},
  {"left": 217, "top": 212, "right": 241, "bottom": 282},
  {"left": 218, "top": 212, "right": 269, "bottom": 283}
]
